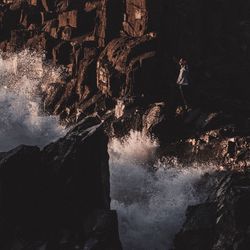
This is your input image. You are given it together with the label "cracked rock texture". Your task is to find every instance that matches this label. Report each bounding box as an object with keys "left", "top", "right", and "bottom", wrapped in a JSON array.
[{"left": 1, "top": 0, "right": 250, "bottom": 249}]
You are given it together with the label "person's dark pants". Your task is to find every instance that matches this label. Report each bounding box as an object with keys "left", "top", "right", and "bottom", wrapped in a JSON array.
[{"left": 178, "top": 85, "right": 189, "bottom": 109}]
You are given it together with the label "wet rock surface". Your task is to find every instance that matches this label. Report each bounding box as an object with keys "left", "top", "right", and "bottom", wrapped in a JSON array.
[
  {"left": 174, "top": 171, "right": 250, "bottom": 250},
  {"left": 0, "top": 116, "right": 122, "bottom": 250},
  {"left": 1, "top": 0, "right": 250, "bottom": 249}
]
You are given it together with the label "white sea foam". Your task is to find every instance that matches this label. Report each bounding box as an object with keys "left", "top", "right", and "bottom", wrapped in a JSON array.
[
  {"left": 0, "top": 50, "right": 65, "bottom": 151},
  {"left": 109, "top": 131, "right": 215, "bottom": 250}
]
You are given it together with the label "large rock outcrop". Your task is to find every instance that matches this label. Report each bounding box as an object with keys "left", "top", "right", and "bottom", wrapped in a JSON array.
[
  {"left": 0, "top": 116, "right": 122, "bottom": 250},
  {"left": 174, "top": 171, "right": 250, "bottom": 250},
  {"left": 1, "top": 1, "right": 250, "bottom": 248},
  {"left": 2, "top": 0, "right": 250, "bottom": 127},
  {"left": 97, "top": 33, "right": 158, "bottom": 99},
  {"left": 0, "top": 0, "right": 123, "bottom": 123}
]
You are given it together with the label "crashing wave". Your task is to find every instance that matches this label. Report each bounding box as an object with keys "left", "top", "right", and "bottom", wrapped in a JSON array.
[{"left": 0, "top": 50, "right": 65, "bottom": 151}]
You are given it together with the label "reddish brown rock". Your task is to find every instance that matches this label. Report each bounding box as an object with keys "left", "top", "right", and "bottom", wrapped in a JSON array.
[
  {"left": 58, "top": 9, "right": 79, "bottom": 28},
  {"left": 42, "top": 18, "right": 59, "bottom": 38},
  {"left": 123, "top": 0, "right": 162, "bottom": 37},
  {"left": 94, "top": 0, "right": 123, "bottom": 48},
  {"left": 42, "top": 81, "right": 66, "bottom": 114},
  {"left": 76, "top": 46, "right": 98, "bottom": 101},
  {"left": 28, "top": 0, "right": 40, "bottom": 6},
  {"left": 55, "top": 0, "right": 82, "bottom": 13},
  {"left": 84, "top": 0, "right": 99, "bottom": 12},
  {"left": 42, "top": 42, "right": 99, "bottom": 120},
  {"left": 97, "top": 33, "right": 157, "bottom": 98},
  {"left": 53, "top": 79, "right": 78, "bottom": 117},
  {"left": 40, "top": 0, "right": 54, "bottom": 12}
]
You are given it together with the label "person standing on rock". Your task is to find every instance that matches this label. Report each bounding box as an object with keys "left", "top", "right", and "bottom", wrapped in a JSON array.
[{"left": 176, "top": 58, "right": 190, "bottom": 110}]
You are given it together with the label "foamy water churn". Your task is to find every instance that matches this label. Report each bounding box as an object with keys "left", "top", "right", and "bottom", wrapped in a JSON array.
[
  {"left": 0, "top": 50, "right": 65, "bottom": 151},
  {"left": 109, "top": 131, "right": 215, "bottom": 250}
]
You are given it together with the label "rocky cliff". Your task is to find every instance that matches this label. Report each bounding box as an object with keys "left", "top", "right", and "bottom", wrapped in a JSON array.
[
  {"left": 1, "top": 0, "right": 250, "bottom": 249},
  {"left": 1, "top": 0, "right": 250, "bottom": 124},
  {"left": 0, "top": 116, "right": 122, "bottom": 250}
]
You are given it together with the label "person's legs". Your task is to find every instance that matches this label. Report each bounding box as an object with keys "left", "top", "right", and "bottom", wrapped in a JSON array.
[{"left": 179, "top": 85, "right": 188, "bottom": 110}]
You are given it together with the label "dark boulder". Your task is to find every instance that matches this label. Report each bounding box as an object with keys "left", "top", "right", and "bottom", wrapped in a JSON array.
[
  {"left": 174, "top": 203, "right": 217, "bottom": 250},
  {"left": 0, "top": 145, "right": 42, "bottom": 229},
  {"left": 52, "top": 40, "right": 72, "bottom": 65},
  {"left": 0, "top": 4, "right": 21, "bottom": 41},
  {"left": 0, "top": 116, "right": 122, "bottom": 250},
  {"left": 42, "top": 116, "right": 111, "bottom": 215},
  {"left": 174, "top": 171, "right": 250, "bottom": 250}
]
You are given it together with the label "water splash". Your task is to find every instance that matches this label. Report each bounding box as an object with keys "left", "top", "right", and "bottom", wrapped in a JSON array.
[
  {"left": 109, "top": 131, "right": 159, "bottom": 166},
  {"left": 0, "top": 50, "right": 65, "bottom": 151},
  {"left": 109, "top": 131, "right": 216, "bottom": 250}
]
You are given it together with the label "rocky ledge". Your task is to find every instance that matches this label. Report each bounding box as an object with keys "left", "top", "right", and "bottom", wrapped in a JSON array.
[{"left": 0, "top": 116, "right": 122, "bottom": 250}]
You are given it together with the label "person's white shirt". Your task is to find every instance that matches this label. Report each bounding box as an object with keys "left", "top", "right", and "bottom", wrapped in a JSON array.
[{"left": 177, "top": 65, "right": 189, "bottom": 86}]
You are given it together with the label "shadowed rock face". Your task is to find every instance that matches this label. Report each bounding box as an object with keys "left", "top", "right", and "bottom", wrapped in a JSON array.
[
  {"left": 1, "top": 0, "right": 250, "bottom": 249},
  {"left": 161, "top": 0, "right": 250, "bottom": 106},
  {"left": 0, "top": 116, "right": 122, "bottom": 250},
  {"left": 174, "top": 171, "right": 250, "bottom": 250},
  {"left": 123, "top": 0, "right": 162, "bottom": 37}
]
